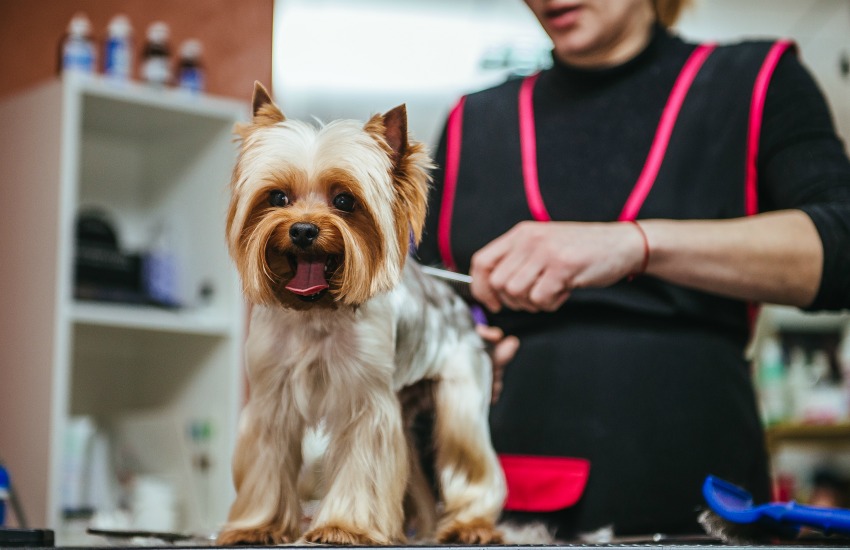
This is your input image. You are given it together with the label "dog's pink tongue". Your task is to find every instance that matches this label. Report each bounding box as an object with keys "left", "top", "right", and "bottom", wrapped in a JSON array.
[{"left": 286, "top": 257, "right": 329, "bottom": 296}]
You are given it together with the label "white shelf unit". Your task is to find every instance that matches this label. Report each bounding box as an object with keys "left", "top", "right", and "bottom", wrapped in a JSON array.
[
  {"left": 0, "top": 74, "right": 248, "bottom": 540},
  {"left": 758, "top": 305, "right": 850, "bottom": 334}
]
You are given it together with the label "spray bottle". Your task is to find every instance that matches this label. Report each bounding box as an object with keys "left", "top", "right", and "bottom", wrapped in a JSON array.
[
  {"left": 60, "top": 13, "right": 96, "bottom": 75},
  {"left": 104, "top": 15, "right": 133, "bottom": 82},
  {"left": 177, "top": 39, "right": 206, "bottom": 94},
  {"left": 757, "top": 336, "right": 787, "bottom": 425},
  {"left": 140, "top": 22, "right": 172, "bottom": 87}
]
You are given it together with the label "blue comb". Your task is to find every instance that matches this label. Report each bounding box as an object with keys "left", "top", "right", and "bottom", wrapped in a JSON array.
[{"left": 703, "top": 475, "right": 850, "bottom": 536}]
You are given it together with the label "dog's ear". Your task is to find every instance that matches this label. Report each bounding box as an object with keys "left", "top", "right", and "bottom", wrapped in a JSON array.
[
  {"left": 251, "top": 81, "right": 285, "bottom": 125},
  {"left": 381, "top": 104, "right": 408, "bottom": 161},
  {"left": 366, "top": 104, "right": 431, "bottom": 256},
  {"left": 364, "top": 104, "right": 409, "bottom": 164}
]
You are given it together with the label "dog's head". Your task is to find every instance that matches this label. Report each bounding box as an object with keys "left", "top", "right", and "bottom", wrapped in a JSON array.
[{"left": 227, "top": 82, "right": 431, "bottom": 310}]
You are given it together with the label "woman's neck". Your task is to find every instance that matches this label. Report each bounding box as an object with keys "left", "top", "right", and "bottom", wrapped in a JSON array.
[{"left": 557, "top": 15, "right": 656, "bottom": 69}]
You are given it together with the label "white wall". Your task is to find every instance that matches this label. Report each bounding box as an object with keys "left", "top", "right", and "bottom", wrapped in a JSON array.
[
  {"left": 273, "top": 0, "right": 850, "bottom": 149},
  {"left": 273, "top": 0, "right": 550, "bottom": 148}
]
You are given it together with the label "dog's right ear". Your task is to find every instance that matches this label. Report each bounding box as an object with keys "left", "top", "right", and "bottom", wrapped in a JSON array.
[{"left": 251, "top": 81, "right": 285, "bottom": 126}]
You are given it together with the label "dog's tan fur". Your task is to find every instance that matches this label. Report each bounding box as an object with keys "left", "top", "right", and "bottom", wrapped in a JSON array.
[{"left": 217, "top": 82, "right": 505, "bottom": 545}]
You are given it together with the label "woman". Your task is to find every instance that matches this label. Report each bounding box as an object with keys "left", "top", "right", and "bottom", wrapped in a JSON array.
[{"left": 417, "top": 0, "right": 850, "bottom": 538}]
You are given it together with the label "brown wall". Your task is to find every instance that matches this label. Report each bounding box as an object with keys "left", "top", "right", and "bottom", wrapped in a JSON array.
[{"left": 0, "top": 0, "right": 273, "bottom": 102}]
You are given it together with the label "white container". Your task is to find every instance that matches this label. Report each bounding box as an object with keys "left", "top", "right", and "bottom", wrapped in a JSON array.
[
  {"left": 757, "top": 337, "right": 787, "bottom": 425},
  {"left": 131, "top": 475, "right": 177, "bottom": 532}
]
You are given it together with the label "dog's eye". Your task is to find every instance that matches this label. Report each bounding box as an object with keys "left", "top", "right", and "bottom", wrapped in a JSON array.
[
  {"left": 332, "top": 193, "right": 355, "bottom": 213},
  {"left": 269, "top": 190, "right": 289, "bottom": 207}
]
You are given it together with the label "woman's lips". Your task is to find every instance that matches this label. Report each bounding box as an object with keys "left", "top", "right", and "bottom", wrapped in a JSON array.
[{"left": 544, "top": 4, "right": 583, "bottom": 30}]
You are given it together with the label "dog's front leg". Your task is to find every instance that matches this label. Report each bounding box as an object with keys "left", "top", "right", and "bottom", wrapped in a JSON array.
[
  {"left": 434, "top": 344, "right": 507, "bottom": 544},
  {"left": 217, "top": 400, "right": 305, "bottom": 545},
  {"left": 303, "top": 390, "right": 409, "bottom": 545}
]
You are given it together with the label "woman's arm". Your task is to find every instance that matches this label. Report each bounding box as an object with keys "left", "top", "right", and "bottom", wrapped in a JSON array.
[
  {"left": 641, "top": 211, "right": 821, "bottom": 307},
  {"left": 469, "top": 211, "right": 821, "bottom": 313}
]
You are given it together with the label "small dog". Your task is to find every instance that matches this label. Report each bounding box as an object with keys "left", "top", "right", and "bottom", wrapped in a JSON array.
[{"left": 216, "top": 82, "right": 506, "bottom": 546}]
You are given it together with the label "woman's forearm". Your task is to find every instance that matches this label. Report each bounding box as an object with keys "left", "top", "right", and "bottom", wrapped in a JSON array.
[{"left": 640, "top": 210, "right": 822, "bottom": 307}]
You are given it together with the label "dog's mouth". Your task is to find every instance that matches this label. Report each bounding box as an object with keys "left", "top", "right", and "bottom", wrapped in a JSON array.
[{"left": 284, "top": 254, "right": 340, "bottom": 302}]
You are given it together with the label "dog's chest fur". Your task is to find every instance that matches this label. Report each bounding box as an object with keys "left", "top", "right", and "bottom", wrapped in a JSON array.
[{"left": 245, "top": 261, "right": 478, "bottom": 424}]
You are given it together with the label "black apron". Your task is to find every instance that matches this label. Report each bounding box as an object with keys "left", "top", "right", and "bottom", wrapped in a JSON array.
[{"left": 436, "top": 40, "right": 793, "bottom": 536}]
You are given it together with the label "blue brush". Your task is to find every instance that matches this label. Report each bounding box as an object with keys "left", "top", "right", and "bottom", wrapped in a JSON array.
[{"left": 703, "top": 475, "right": 850, "bottom": 537}]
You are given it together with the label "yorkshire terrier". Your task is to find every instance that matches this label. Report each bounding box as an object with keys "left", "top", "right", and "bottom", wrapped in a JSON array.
[{"left": 216, "top": 82, "right": 506, "bottom": 546}]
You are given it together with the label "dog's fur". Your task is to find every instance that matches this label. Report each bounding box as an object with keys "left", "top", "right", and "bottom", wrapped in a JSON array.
[{"left": 216, "top": 82, "right": 506, "bottom": 546}]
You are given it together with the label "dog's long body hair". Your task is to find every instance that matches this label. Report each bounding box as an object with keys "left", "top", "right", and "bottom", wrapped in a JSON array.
[{"left": 216, "top": 83, "right": 506, "bottom": 546}]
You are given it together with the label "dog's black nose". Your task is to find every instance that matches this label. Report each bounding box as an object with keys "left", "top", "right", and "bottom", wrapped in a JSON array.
[{"left": 289, "top": 222, "right": 320, "bottom": 248}]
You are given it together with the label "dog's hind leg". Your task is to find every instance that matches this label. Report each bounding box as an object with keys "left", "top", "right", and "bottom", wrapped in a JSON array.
[
  {"left": 399, "top": 379, "right": 439, "bottom": 540},
  {"left": 433, "top": 344, "right": 507, "bottom": 544},
  {"left": 216, "top": 401, "right": 305, "bottom": 545}
]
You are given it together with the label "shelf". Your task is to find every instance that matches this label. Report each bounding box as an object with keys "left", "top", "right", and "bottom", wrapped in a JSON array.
[
  {"left": 766, "top": 422, "right": 850, "bottom": 451},
  {"left": 0, "top": 72, "right": 246, "bottom": 538},
  {"left": 759, "top": 305, "right": 850, "bottom": 333},
  {"left": 68, "top": 72, "right": 246, "bottom": 133},
  {"left": 70, "top": 301, "right": 234, "bottom": 336}
]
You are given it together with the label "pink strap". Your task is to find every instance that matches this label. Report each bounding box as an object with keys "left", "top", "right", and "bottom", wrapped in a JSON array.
[
  {"left": 745, "top": 40, "right": 794, "bottom": 216},
  {"left": 438, "top": 97, "right": 466, "bottom": 271},
  {"left": 618, "top": 43, "right": 716, "bottom": 221},
  {"left": 744, "top": 40, "right": 794, "bottom": 327},
  {"left": 518, "top": 73, "right": 551, "bottom": 221}
]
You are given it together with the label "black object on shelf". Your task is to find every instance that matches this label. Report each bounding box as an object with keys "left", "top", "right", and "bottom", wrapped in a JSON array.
[
  {"left": 74, "top": 209, "right": 145, "bottom": 303},
  {"left": 0, "top": 528, "right": 54, "bottom": 547}
]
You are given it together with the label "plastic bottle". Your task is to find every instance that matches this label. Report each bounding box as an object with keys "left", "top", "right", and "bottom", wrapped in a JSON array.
[
  {"left": 0, "top": 464, "right": 8, "bottom": 526},
  {"left": 140, "top": 22, "right": 172, "bottom": 87},
  {"left": 177, "top": 39, "right": 206, "bottom": 94},
  {"left": 757, "top": 337, "right": 787, "bottom": 425},
  {"left": 142, "top": 222, "right": 180, "bottom": 307},
  {"left": 807, "top": 349, "right": 846, "bottom": 422},
  {"left": 60, "top": 13, "right": 97, "bottom": 75},
  {"left": 785, "top": 347, "right": 812, "bottom": 421},
  {"left": 104, "top": 15, "right": 133, "bottom": 82},
  {"left": 838, "top": 325, "right": 850, "bottom": 419}
]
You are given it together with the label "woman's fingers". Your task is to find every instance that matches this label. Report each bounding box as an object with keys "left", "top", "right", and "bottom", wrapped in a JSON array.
[{"left": 476, "top": 324, "right": 520, "bottom": 403}]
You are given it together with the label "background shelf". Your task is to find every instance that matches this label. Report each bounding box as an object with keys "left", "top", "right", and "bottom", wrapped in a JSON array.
[{"left": 71, "top": 301, "right": 235, "bottom": 336}]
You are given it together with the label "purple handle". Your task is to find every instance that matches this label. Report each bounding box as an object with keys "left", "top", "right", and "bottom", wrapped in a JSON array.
[{"left": 470, "top": 304, "right": 488, "bottom": 326}]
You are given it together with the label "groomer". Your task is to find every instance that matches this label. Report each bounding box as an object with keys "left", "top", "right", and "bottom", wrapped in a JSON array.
[{"left": 418, "top": 0, "right": 850, "bottom": 538}]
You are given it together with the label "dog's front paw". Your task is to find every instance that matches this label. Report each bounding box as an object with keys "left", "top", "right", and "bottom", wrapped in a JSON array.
[
  {"left": 437, "top": 518, "right": 504, "bottom": 544},
  {"left": 217, "top": 526, "right": 296, "bottom": 546},
  {"left": 303, "top": 524, "right": 391, "bottom": 546}
]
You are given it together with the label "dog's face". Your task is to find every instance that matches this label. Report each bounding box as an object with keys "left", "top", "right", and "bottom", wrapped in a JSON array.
[{"left": 227, "top": 83, "right": 431, "bottom": 310}]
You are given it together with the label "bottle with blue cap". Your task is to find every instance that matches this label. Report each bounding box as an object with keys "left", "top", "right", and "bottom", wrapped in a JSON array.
[{"left": 0, "top": 463, "right": 8, "bottom": 526}]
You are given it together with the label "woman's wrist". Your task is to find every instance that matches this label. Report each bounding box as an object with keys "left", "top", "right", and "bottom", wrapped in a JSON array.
[{"left": 623, "top": 220, "right": 650, "bottom": 280}]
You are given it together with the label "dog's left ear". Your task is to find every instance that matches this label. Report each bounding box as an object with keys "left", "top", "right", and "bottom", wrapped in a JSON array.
[
  {"left": 381, "top": 104, "right": 408, "bottom": 162},
  {"left": 366, "top": 104, "right": 431, "bottom": 254},
  {"left": 365, "top": 104, "right": 409, "bottom": 165}
]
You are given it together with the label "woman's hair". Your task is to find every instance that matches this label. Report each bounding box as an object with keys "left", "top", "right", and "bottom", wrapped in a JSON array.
[{"left": 653, "top": 0, "right": 691, "bottom": 27}]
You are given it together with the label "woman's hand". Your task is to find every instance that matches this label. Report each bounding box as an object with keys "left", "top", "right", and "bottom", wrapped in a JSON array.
[
  {"left": 470, "top": 221, "right": 646, "bottom": 313},
  {"left": 476, "top": 324, "right": 520, "bottom": 403}
]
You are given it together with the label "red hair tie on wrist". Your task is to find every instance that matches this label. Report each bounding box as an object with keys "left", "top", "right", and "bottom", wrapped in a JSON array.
[{"left": 625, "top": 220, "right": 650, "bottom": 281}]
